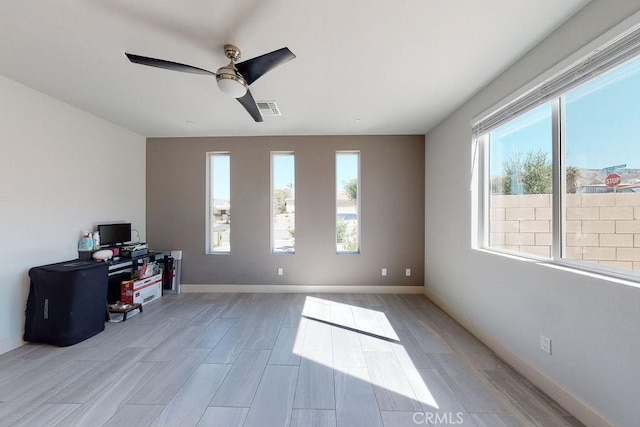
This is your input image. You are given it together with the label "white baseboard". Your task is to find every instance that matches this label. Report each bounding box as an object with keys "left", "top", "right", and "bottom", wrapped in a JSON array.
[
  {"left": 181, "top": 284, "right": 425, "bottom": 294},
  {"left": 0, "top": 333, "right": 25, "bottom": 356},
  {"left": 423, "top": 288, "right": 612, "bottom": 427}
]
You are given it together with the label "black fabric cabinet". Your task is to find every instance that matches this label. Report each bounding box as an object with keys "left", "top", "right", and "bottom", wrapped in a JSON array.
[{"left": 24, "top": 260, "right": 108, "bottom": 346}]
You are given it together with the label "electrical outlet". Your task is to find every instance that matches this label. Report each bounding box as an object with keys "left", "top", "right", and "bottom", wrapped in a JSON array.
[
  {"left": 381, "top": 268, "right": 387, "bottom": 277},
  {"left": 540, "top": 335, "right": 552, "bottom": 355},
  {"left": 277, "top": 267, "right": 283, "bottom": 276},
  {"left": 405, "top": 268, "right": 411, "bottom": 277}
]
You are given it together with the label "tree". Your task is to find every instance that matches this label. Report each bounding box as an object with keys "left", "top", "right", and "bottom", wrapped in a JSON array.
[
  {"left": 273, "top": 188, "right": 291, "bottom": 214},
  {"left": 502, "top": 149, "right": 552, "bottom": 195},
  {"left": 502, "top": 152, "right": 523, "bottom": 195},
  {"left": 566, "top": 166, "right": 580, "bottom": 194},
  {"left": 521, "top": 150, "right": 552, "bottom": 194},
  {"left": 344, "top": 178, "right": 358, "bottom": 201}
]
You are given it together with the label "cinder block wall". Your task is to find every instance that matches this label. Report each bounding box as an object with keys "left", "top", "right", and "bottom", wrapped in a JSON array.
[{"left": 490, "top": 193, "right": 640, "bottom": 270}]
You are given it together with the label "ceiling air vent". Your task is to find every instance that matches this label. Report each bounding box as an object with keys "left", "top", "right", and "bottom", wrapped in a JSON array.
[{"left": 256, "top": 100, "right": 281, "bottom": 117}]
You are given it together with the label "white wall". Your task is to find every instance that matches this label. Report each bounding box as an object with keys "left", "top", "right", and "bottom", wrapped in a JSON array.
[
  {"left": 0, "top": 75, "right": 146, "bottom": 354},
  {"left": 425, "top": 2, "right": 640, "bottom": 427}
]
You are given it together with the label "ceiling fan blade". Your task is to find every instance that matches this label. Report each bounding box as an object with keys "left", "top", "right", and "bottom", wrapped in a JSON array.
[
  {"left": 236, "top": 90, "right": 263, "bottom": 122},
  {"left": 235, "top": 47, "right": 295, "bottom": 85},
  {"left": 125, "top": 53, "right": 215, "bottom": 76}
]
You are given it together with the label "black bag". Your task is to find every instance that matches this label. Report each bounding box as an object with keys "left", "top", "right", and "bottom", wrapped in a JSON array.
[{"left": 24, "top": 260, "right": 108, "bottom": 346}]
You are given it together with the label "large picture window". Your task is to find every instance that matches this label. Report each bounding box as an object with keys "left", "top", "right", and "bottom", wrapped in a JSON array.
[
  {"left": 475, "top": 24, "right": 640, "bottom": 278},
  {"left": 207, "top": 152, "right": 230, "bottom": 253},
  {"left": 488, "top": 104, "right": 553, "bottom": 258}
]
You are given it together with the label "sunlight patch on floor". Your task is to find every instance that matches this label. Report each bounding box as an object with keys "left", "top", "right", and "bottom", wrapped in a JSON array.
[{"left": 295, "top": 296, "right": 439, "bottom": 410}]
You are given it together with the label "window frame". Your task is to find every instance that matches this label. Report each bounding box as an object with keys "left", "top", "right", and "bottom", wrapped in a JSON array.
[
  {"left": 206, "top": 151, "right": 231, "bottom": 255},
  {"left": 336, "top": 151, "right": 361, "bottom": 254},
  {"left": 474, "top": 20, "right": 640, "bottom": 283},
  {"left": 270, "top": 151, "right": 296, "bottom": 254}
]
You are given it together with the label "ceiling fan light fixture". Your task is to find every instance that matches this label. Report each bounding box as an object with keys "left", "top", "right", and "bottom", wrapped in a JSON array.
[{"left": 216, "top": 67, "right": 248, "bottom": 98}]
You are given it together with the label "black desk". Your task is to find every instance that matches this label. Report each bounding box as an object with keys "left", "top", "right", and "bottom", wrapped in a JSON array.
[{"left": 106, "top": 251, "right": 168, "bottom": 304}]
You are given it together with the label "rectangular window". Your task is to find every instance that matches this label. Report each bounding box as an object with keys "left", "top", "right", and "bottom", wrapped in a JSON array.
[
  {"left": 207, "top": 153, "right": 230, "bottom": 253},
  {"left": 272, "top": 153, "right": 295, "bottom": 253},
  {"left": 336, "top": 152, "right": 360, "bottom": 253},
  {"left": 475, "top": 23, "right": 640, "bottom": 279},
  {"left": 487, "top": 104, "right": 553, "bottom": 258},
  {"left": 562, "top": 57, "right": 640, "bottom": 270}
]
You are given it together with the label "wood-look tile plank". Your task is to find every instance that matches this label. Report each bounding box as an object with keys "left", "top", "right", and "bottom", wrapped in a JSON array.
[
  {"left": 405, "top": 319, "right": 454, "bottom": 354},
  {"left": 0, "top": 361, "right": 97, "bottom": 425},
  {"left": 294, "top": 350, "right": 335, "bottom": 409},
  {"left": 302, "top": 296, "right": 332, "bottom": 321},
  {"left": 125, "top": 318, "right": 185, "bottom": 348},
  {"left": 186, "top": 301, "right": 228, "bottom": 327},
  {"left": 47, "top": 347, "right": 148, "bottom": 404},
  {"left": 404, "top": 368, "right": 464, "bottom": 412},
  {"left": 142, "top": 325, "right": 207, "bottom": 362},
  {"left": 0, "top": 344, "right": 43, "bottom": 364},
  {"left": 334, "top": 367, "right": 383, "bottom": 427},
  {"left": 0, "top": 359, "right": 31, "bottom": 385},
  {"left": 219, "top": 294, "right": 256, "bottom": 319},
  {"left": 59, "top": 361, "right": 164, "bottom": 426},
  {"left": 471, "top": 413, "right": 527, "bottom": 427},
  {"left": 243, "top": 365, "right": 299, "bottom": 427},
  {"left": 210, "top": 349, "right": 270, "bottom": 407},
  {"left": 196, "top": 407, "right": 249, "bottom": 427},
  {"left": 438, "top": 325, "right": 503, "bottom": 371},
  {"left": 103, "top": 404, "right": 165, "bottom": 427},
  {"left": 189, "top": 317, "right": 236, "bottom": 349},
  {"left": 151, "top": 363, "right": 230, "bottom": 426},
  {"left": 301, "top": 318, "right": 332, "bottom": 354},
  {"left": 380, "top": 411, "right": 427, "bottom": 427},
  {"left": 243, "top": 318, "right": 281, "bottom": 350},
  {"left": 269, "top": 327, "right": 304, "bottom": 366},
  {"left": 357, "top": 330, "right": 394, "bottom": 352},
  {"left": 331, "top": 327, "right": 366, "bottom": 369},
  {"left": 0, "top": 346, "right": 88, "bottom": 401},
  {"left": 10, "top": 403, "right": 81, "bottom": 427},
  {"left": 128, "top": 348, "right": 210, "bottom": 405},
  {"left": 364, "top": 351, "right": 422, "bottom": 412},
  {"left": 290, "top": 409, "right": 337, "bottom": 427},
  {"left": 428, "top": 353, "right": 512, "bottom": 414},
  {"left": 404, "top": 368, "right": 482, "bottom": 426},
  {"left": 282, "top": 303, "right": 304, "bottom": 328},
  {"left": 483, "top": 366, "right": 580, "bottom": 426},
  {"left": 329, "top": 299, "right": 357, "bottom": 329},
  {"left": 204, "top": 325, "right": 257, "bottom": 363},
  {"left": 391, "top": 328, "right": 435, "bottom": 370},
  {"left": 136, "top": 294, "right": 204, "bottom": 325},
  {"left": 260, "top": 293, "right": 293, "bottom": 321}
]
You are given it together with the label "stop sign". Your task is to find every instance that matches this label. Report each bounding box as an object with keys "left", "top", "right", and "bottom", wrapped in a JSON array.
[{"left": 605, "top": 173, "right": 621, "bottom": 188}]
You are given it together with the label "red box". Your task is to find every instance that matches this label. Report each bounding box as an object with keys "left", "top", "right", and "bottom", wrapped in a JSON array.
[{"left": 120, "top": 273, "right": 162, "bottom": 305}]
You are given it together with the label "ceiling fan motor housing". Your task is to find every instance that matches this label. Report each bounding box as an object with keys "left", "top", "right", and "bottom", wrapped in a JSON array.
[{"left": 216, "top": 66, "right": 248, "bottom": 98}]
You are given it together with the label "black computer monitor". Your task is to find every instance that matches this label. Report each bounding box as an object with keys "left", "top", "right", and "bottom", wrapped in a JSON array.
[{"left": 97, "top": 223, "right": 131, "bottom": 247}]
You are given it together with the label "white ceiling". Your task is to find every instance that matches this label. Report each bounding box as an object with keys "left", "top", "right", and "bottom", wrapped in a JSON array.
[{"left": 0, "top": 1, "right": 588, "bottom": 137}]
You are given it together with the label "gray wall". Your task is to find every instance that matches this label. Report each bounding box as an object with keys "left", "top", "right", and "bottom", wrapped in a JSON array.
[
  {"left": 147, "top": 135, "right": 424, "bottom": 286},
  {"left": 425, "top": 2, "right": 640, "bottom": 426}
]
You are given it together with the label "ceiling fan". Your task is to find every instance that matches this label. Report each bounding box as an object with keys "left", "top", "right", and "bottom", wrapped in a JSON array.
[{"left": 125, "top": 45, "right": 295, "bottom": 122}]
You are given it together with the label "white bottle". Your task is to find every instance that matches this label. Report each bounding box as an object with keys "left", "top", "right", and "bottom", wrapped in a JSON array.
[{"left": 92, "top": 231, "right": 100, "bottom": 250}]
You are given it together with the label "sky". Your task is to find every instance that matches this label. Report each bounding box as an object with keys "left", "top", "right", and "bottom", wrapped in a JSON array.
[
  {"left": 212, "top": 152, "right": 359, "bottom": 202},
  {"left": 490, "top": 56, "right": 640, "bottom": 175}
]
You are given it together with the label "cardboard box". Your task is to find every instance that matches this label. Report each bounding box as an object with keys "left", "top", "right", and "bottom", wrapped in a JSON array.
[{"left": 121, "top": 273, "right": 162, "bottom": 305}]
